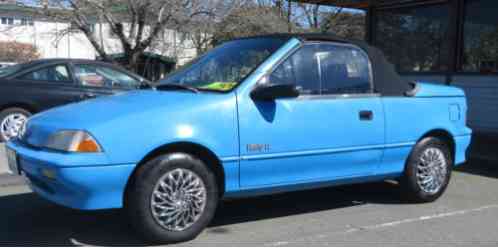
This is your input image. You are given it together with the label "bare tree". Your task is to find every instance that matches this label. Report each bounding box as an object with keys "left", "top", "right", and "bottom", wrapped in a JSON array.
[
  {"left": 36, "top": 0, "right": 215, "bottom": 72},
  {"left": 212, "top": 3, "right": 291, "bottom": 45},
  {"left": 321, "top": 10, "right": 366, "bottom": 40},
  {"left": 180, "top": 0, "right": 246, "bottom": 55},
  {"left": 291, "top": 3, "right": 344, "bottom": 32}
]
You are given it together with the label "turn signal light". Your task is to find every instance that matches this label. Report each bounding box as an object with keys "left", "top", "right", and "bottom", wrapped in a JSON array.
[{"left": 76, "top": 139, "right": 100, "bottom": 153}]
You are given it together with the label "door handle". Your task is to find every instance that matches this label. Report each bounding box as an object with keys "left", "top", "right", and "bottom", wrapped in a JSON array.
[{"left": 359, "top": 110, "right": 374, "bottom": 121}]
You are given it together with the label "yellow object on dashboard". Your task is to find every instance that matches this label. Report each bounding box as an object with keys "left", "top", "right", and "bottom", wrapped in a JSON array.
[{"left": 199, "top": 82, "right": 237, "bottom": 91}]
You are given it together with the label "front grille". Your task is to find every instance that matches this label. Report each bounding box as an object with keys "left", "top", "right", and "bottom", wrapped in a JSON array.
[
  {"left": 14, "top": 138, "right": 42, "bottom": 151},
  {"left": 25, "top": 173, "right": 55, "bottom": 194}
]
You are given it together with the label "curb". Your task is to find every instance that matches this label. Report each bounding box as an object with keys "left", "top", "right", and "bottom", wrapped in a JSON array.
[{"left": 0, "top": 173, "right": 26, "bottom": 187}]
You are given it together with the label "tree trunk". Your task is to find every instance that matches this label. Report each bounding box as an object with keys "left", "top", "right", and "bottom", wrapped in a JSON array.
[{"left": 127, "top": 51, "right": 142, "bottom": 73}]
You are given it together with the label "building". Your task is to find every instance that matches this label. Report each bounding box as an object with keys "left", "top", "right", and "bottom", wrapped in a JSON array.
[
  {"left": 0, "top": 2, "right": 198, "bottom": 80},
  {"left": 296, "top": 0, "right": 498, "bottom": 137}
]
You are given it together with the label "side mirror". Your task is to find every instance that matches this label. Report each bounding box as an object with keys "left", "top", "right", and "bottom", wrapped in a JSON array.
[{"left": 250, "top": 83, "right": 300, "bottom": 101}]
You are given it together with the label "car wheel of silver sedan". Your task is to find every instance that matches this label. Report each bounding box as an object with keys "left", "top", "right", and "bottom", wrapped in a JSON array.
[
  {"left": 401, "top": 136, "right": 452, "bottom": 203},
  {"left": 126, "top": 153, "right": 219, "bottom": 244},
  {"left": 0, "top": 107, "right": 31, "bottom": 142}
]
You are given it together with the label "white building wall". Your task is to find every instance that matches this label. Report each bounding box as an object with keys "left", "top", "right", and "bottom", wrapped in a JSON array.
[{"left": 0, "top": 17, "right": 198, "bottom": 66}]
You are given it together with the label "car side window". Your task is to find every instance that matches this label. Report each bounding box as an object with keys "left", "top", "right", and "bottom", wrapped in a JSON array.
[
  {"left": 19, "top": 65, "right": 71, "bottom": 82},
  {"left": 270, "top": 45, "right": 321, "bottom": 95},
  {"left": 73, "top": 64, "right": 140, "bottom": 88},
  {"left": 317, "top": 44, "right": 372, "bottom": 95}
]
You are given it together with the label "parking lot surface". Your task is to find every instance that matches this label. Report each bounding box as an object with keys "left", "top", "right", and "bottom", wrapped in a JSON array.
[
  {"left": 0, "top": 154, "right": 498, "bottom": 246},
  {"left": 0, "top": 143, "right": 7, "bottom": 174}
]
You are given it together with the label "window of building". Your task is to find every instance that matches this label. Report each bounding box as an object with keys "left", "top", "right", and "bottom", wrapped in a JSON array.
[
  {"left": 19, "top": 17, "right": 33, "bottom": 26},
  {"left": 374, "top": 4, "right": 451, "bottom": 73},
  {"left": 19, "top": 65, "right": 71, "bottom": 82},
  {"left": 462, "top": 0, "right": 498, "bottom": 73}
]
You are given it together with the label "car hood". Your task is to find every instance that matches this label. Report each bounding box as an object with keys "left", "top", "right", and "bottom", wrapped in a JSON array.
[
  {"left": 414, "top": 82, "right": 465, "bottom": 97},
  {"left": 23, "top": 90, "right": 237, "bottom": 150}
]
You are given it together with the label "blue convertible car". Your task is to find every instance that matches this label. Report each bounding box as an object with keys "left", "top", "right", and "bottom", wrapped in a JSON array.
[{"left": 6, "top": 34, "right": 471, "bottom": 243}]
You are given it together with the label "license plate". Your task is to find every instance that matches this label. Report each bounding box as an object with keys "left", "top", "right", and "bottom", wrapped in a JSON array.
[{"left": 6, "top": 148, "right": 20, "bottom": 175}]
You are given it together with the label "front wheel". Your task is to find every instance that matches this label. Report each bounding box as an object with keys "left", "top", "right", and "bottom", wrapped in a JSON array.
[
  {"left": 126, "top": 153, "right": 219, "bottom": 244},
  {"left": 401, "top": 137, "right": 453, "bottom": 203},
  {"left": 0, "top": 107, "right": 31, "bottom": 142}
]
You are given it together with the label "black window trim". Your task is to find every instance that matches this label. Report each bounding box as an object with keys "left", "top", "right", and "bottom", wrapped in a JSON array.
[
  {"left": 13, "top": 63, "right": 75, "bottom": 84},
  {"left": 262, "top": 40, "right": 375, "bottom": 99}
]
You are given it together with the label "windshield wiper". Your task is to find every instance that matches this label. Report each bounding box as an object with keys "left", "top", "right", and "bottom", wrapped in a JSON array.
[
  {"left": 138, "top": 80, "right": 154, "bottom": 89},
  {"left": 155, "top": 83, "right": 199, "bottom": 93}
]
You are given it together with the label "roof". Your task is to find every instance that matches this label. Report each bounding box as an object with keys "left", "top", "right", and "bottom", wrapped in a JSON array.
[
  {"left": 0, "top": 4, "right": 39, "bottom": 13},
  {"left": 238, "top": 33, "right": 413, "bottom": 96},
  {"left": 21, "top": 58, "right": 104, "bottom": 66},
  {"left": 1, "top": 58, "right": 148, "bottom": 80},
  {"left": 291, "top": 0, "right": 370, "bottom": 8}
]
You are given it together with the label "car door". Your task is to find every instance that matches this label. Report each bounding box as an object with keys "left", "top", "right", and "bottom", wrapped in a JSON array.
[
  {"left": 11, "top": 63, "right": 83, "bottom": 111},
  {"left": 237, "top": 42, "right": 385, "bottom": 188},
  {"left": 71, "top": 63, "right": 142, "bottom": 100}
]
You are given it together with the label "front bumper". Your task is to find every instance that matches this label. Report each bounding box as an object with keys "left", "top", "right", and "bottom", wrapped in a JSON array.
[{"left": 6, "top": 141, "right": 136, "bottom": 210}]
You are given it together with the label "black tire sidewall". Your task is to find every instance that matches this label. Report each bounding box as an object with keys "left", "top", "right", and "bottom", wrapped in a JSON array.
[
  {"left": 403, "top": 137, "right": 453, "bottom": 203},
  {"left": 0, "top": 107, "right": 32, "bottom": 142},
  {"left": 126, "top": 153, "right": 219, "bottom": 244}
]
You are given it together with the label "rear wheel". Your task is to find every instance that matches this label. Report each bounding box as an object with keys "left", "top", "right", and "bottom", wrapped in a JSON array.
[
  {"left": 401, "top": 137, "right": 453, "bottom": 203},
  {"left": 0, "top": 107, "right": 31, "bottom": 142},
  {"left": 126, "top": 153, "right": 219, "bottom": 244}
]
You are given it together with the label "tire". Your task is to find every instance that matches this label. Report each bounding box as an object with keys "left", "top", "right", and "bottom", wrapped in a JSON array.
[
  {"left": 401, "top": 137, "right": 453, "bottom": 203},
  {"left": 0, "top": 107, "right": 32, "bottom": 142},
  {"left": 126, "top": 153, "right": 219, "bottom": 244}
]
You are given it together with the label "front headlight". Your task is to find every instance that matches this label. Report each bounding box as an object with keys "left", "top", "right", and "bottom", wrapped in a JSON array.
[{"left": 45, "top": 130, "right": 102, "bottom": 153}]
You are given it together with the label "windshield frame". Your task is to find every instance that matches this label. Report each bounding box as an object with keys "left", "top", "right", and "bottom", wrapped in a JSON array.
[{"left": 158, "top": 37, "right": 291, "bottom": 93}]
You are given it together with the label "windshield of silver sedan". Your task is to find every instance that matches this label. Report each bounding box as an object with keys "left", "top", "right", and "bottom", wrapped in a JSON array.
[{"left": 158, "top": 37, "right": 288, "bottom": 92}]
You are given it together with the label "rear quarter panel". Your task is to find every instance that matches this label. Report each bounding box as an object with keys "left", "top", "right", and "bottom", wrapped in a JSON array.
[{"left": 380, "top": 96, "right": 471, "bottom": 175}]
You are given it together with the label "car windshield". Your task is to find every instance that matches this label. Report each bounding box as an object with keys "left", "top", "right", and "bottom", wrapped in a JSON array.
[
  {"left": 159, "top": 37, "right": 289, "bottom": 92},
  {"left": 0, "top": 64, "right": 23, "bottom": 78}
]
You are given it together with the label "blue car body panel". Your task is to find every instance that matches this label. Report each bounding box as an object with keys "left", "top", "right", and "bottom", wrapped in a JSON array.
[
  {"left": 7, "top": 38, "right": 472, "bottom": 210},
  {"left": 236, "top": 96, "right": 385, "bottom": 188}
]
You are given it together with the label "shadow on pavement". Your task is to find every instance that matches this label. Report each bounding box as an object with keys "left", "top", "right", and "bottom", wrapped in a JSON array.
[
  {"left": 0, "top": 181, "right": 405, "bottom": 246},
  {"left": 456, "top": 160, "right": 498, "bottom": 179}
]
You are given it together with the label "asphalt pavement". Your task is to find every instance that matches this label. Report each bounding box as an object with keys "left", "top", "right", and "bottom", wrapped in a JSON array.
[
  {"left": 0, "top": 148, "right": 498, "bottom": 246},
  {"left": 0, "top": 143, "right": 7, "bottom": 174}
]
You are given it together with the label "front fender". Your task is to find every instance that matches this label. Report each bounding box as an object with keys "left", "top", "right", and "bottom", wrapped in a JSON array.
[{"left": 89, "top": 93, "right": 239, "bottom": 166}]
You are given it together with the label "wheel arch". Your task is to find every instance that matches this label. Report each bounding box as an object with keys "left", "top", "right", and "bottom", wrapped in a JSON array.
[
  {"left": 124, "top": 141, "right": 226, "bottom": 204},
  {"left": 0, "top": 102, "right": 38, "bottom": 114},
  {"left": 418, "top": 129, "right": 456, "bottom": 162}
]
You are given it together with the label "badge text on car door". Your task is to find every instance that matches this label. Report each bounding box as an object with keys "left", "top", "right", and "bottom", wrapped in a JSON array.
[{"left": 247, "top": 144, "right": 270, "bottom": 153}]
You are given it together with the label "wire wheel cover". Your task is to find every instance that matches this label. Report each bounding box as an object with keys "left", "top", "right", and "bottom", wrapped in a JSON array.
[
  {"left": 1, "top": 113, "right": 27, "bottom": 141},
  {"left": 416, "top": 147, "right": 448, "bottom": 194},
  {"left": 150, "top": 168, "right": 207, "bottom": 231}
]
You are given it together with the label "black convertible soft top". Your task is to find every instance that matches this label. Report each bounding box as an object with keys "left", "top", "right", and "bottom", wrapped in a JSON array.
[{"left": 241, "top": 33, "right": 414, "bottom": 97}]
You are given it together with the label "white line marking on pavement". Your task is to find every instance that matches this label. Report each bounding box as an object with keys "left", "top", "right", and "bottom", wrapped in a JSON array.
[{"left": 265, "top": 204, "right": 498, "bottom": 246}]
